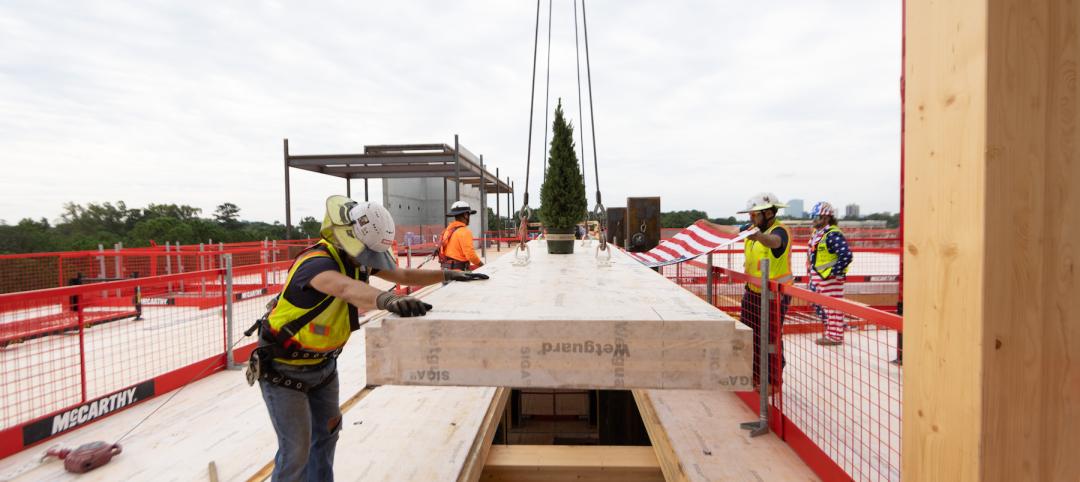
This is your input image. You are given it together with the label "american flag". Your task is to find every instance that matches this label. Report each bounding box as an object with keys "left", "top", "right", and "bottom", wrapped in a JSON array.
[{"left": 626, "top": 220, "right": 754, "bottom": 268}]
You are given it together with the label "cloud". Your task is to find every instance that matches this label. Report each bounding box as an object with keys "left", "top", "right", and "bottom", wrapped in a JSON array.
[{"left": 0, "top": 0, "right": 901, "bottom": 225}]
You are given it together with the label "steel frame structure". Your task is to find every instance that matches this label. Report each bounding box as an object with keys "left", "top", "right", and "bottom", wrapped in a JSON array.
[{"left": 282, "top": 137, "right": 513, "bottom": 238}]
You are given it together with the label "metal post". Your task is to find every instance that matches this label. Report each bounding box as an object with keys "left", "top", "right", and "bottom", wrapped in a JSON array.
[
  {"left": 177, "top": 241, "right": 185, "bottom": 293},
  {"left": 741, "top": 258, "right": 770, "bottom": 437},
  {"left": 510, "top": 179, "right": 516, "bottom": 227},
  {"left": 706, "top": 253, "right": 715, "bottom": 305},
  {"left": 113, "top": 242, "right": 121, "bottom": 275},
  {"left": 77, "top": 305, "right": 87, "bottom": 402},
  {"left": 224, "top": 254, "right": 238, "bottom": 369},
  {"left": 893, "top": 303, "right": 904, "bottom": 365},
  {"left": 97, "top": 244, "right": 106, "bottom": 279},
  {"left": 165, "top": 242, "right": 173, "bottom": 294},
  {"left": 443, "top": 177, "right": 449, "bottom": 228},
  {"left": 495, "top": 167, "right": 501, "bottom": 249},
  {"left": 364, "top": 178, "right": 369, "bottom": 202},
  {"left": 113, "top": 243, "right": 122, "bottom": 297},
  {"left": 453, "top": 134, "right": 461, "bottom": 201},
  {"left": 346, "top": 175, "right": 351, "bottom": 198},
  {"left": 406, "top": 245, "right": 413, "bottom": 295},
  {"left": 479, "top": 154, "right": 487, "bottom": 261},
  {"left": 261, "top": 239, "right": 269, "bottom": 288},
  {"left": 199, "top": 243, "right": 206, "bottom": 297},
  {"left": 284, "top": 138, "right": 292, "bottom": 239}
]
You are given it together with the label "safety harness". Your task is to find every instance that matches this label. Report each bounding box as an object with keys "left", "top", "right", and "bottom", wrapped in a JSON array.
[
  {"left": 438, "top": 225, "right": 469, "bottom": 270},
  {"left": 244, "top": 244, "right": 364, "bottom": 393}
]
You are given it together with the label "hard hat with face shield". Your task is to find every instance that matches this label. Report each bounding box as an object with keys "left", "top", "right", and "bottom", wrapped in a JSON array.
[{"left": 321, "top": 195, "right": 397, "bottom": 271}]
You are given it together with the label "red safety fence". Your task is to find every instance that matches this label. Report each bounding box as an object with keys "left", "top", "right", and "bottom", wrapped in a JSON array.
[
  {"left": 0, "top": 260, "right": 292, "bottom": 459},
  {"left": 0, "top": 240, "right": 316, "bottom": 295},
  {"left": 0, "top": 235, "right": 496, "bottom": 459},
  {"left": 661, "top": 251, "right": 902, "bottom": 481}
]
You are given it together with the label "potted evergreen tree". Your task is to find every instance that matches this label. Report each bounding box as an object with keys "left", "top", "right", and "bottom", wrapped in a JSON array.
[{"left": 539, "top": 99, "right": 588, "bottom": 254}]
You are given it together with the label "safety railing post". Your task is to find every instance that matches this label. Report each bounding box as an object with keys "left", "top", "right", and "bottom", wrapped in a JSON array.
[
  {"left": 224, "top": 254, "right": 237, "bottom": 369},
  {"left": 77, "top": 301, "right": 88, "bottom": 403},
  {"left": 112, "top": 244, "right": 121, "bottom": 298},
  {"left": 741, "top": 258, "right": 770, "bottom": 437},
  {"left": 165, "top": 242, "right": 173, "bottom": 294},
  {"left": 177, "top": 241, "right": 185, "bottom": 293},
  {"left": 706, "top": 253, "right": 714, "bottom": 305},
  {"left": 97, "top": 244, "right": 106, "bottom": 279},
  {"left": 199, "top": 243, "right": 207, "bottom": 297}
]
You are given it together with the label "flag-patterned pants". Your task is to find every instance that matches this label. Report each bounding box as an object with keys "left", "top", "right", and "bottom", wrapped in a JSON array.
[{"left": 809, "top": 276, "right": 846, "bottom": 342}]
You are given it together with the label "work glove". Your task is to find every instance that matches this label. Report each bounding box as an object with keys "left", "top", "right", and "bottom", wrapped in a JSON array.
[
  {"left": 376, "top": 291, "right": 433, "bottom": 317},
  {"left": 443, "top": 270, "right": 489, "bottom": 282},
  {"left": 739, "top": 222, "right": 753, "bottom": 232}
]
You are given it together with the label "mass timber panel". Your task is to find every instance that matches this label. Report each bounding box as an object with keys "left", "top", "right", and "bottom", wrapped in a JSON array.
[
  {"left": 365, "top": 241, "right": 752, "bottom": 390},
  {"left": 633, "top": 390, "right": 818, "bottom": 481},
  {"left": 905, "top": 0, "right": 1080, "bottom": 480},
  {"left": 481, "top": 445, "right": 663, "bottom": 482},
  {"left": 331, "top": 386, "right": 506, "bottom": 482}
]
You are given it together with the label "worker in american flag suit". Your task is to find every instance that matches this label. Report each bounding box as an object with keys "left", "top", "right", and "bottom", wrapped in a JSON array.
[{"left": 806, "top": 202, "right": 853, "bottom": 346}]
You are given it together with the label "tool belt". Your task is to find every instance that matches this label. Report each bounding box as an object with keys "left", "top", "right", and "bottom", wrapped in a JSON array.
[
  {"left": 245, "top": 346, "right": 337, "bottom": 393},
  {"left": 440, "top": 259, "right": 469, "bottom": 270}
]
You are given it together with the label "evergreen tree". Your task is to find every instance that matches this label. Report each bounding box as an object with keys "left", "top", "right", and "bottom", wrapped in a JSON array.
[
  {"left": 539, "top": 99, "right": 588, "bottom": 230},
  {"left": 214, "top": 202, "right": 241, "bottom": 227}
]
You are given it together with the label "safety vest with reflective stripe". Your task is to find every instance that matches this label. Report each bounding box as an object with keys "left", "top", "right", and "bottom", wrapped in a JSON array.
[
  {"left": 811, "top": 225, "right": 845, "bottom": 279},
  {"left": 744, "top": 221, "right": 793, "bottom": 293},
  {"left": 267, "top": 240, "right": 364, "bottom": 366}
]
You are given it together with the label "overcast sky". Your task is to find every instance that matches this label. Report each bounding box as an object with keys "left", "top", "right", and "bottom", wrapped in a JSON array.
[{"left": 0, "top": 1, "right": 901, "bottom": 225}]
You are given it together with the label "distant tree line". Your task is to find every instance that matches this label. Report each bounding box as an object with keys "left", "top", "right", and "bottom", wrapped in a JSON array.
[
  {"left": 662, "top": 209, "right": 900, "bottom": 229},
  {"left": 660, "top": 210, "right": 738, "bottom": 229},
  {"left": 0, "top": 201, "right": 323, "bottom": 254}
]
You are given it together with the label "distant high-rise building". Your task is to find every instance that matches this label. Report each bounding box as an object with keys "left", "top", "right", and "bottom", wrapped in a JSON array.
[
  {"left": 845, "top": 203, "right": 861, "bottom": 219},
  {"left": 785, "top": 199, "right": 805, "bottom": 218}
]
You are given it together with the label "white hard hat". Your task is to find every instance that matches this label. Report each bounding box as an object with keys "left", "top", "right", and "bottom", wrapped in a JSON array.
[
  {"left": 446, "top": 200, "right": 477, "bottom": 217},
  {"left": 321, "top": 195, "right": 397, "bottom": 271},
  {"left": 737, "top": 192, "right": 788, "bottom": 213}
]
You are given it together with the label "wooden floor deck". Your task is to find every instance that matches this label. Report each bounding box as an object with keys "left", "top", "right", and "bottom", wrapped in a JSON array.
[{"left": 0, "top": 245, "right": 822, "bottom": 481}]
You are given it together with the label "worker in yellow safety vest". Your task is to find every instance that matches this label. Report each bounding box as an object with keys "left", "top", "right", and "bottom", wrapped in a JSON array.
[
  {"left": 807, "top": 201, "right": 853, "bottom": 346},
  {"left": 249, "top": 195, "right": 489, "bottom": 481},
  {"left": 700, "top": 192, "right": 792, "bottom": 390}
]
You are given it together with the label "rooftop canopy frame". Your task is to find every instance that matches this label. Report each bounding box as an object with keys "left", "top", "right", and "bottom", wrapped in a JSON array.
[{"left": 283, "top": 136, "right": 513, "bottom": 238}]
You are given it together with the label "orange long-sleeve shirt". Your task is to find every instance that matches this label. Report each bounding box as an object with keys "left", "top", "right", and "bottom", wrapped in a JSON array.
[{"left": 440, "top": 221, "right": 482, "bottom": 266}]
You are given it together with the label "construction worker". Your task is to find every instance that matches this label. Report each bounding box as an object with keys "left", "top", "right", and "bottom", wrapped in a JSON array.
[
  {"left": 700, "top": 192, "right": 792, "bottom": 390},
  {"left": 253, "top": 195, "right": 488, "bottom": 482},
  {"left": 439, "top": 201, "right": 484, "bottom": 270},
  {"left": 807, "top": 201, "right": 853, "bottom": 346}
]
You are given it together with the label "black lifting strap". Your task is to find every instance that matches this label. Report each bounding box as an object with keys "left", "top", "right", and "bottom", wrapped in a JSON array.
[{"left": 267, "top": 294, "right": 335, "bottom": 348}]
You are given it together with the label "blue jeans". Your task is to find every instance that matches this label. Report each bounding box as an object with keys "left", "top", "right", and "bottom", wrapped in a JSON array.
[{"left": 259, "top": 359, "right": 341, "bottom": 482}]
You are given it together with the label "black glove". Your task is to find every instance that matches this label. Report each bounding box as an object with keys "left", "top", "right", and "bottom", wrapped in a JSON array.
[
  {"left": 739, "top": 222, "right": 753, "bottom": 232},
  {"left": 443, "top": 270, "right": 490, "bottom": 282},
  {"left": 376, "top": 291, "right": 433, "bottom": 317}
]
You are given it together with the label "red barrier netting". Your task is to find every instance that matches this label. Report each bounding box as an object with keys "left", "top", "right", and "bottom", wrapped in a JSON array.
[
  {"left": 661, "top": 252, "right": 902, "bottom": 482},
  {"left": 0, "top": 259, "right": 292, "bottom": 457},
  {"left": 0, "top": 241, "right": 313, "bottom": 295}
]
